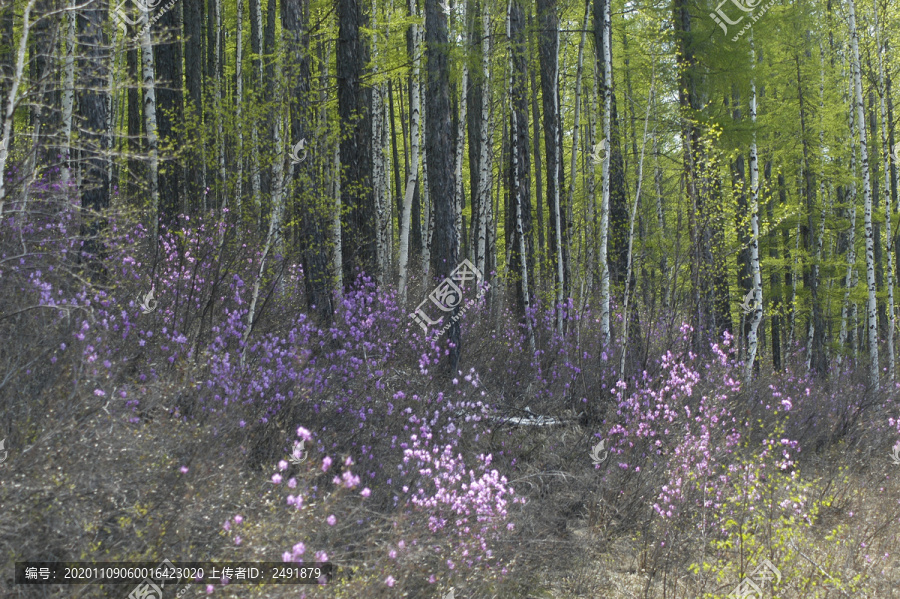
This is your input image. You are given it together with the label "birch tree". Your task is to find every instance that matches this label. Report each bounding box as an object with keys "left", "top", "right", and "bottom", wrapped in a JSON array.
[
  {"left": 139, "top": 1, "right": 160, "bottom": 246},
  {"left": 398, "top": 0, "right": 422, "bottom": 304},
  {"left": 61, "top": 0, "right": 76, "bottom": 186},
  {"left": 372, "top": 0, "right": 390, "bottom": 283},
  {"left": 874, "top": 0, "right": 895, "bottom": 379},
  {"left": 0, "top": 0, "right": 40, "bottom": 218},
  {"left": 596, "top": 0, "right": 612, "bottom": 346},
  {"left": 849, "top": 0, "right": 879, "bottom": 389},
  {"left": 235, "top": 0, "right": 245, "bottom": 220},
  {"left": 475, "top": 0, "right": 491, "bottom": 276},
  {"left": 745, "top": 38, "right": 763, "bottom": 383}
]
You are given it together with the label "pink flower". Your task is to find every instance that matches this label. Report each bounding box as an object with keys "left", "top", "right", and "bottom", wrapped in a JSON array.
[
  {"left": 322, "top": 456, "right": 332, "bottom": 472},
  {"left": 179, "top": 466, "right": 189, "bottom": 474},
  {"left": 271, "top": 473, "right": 282, "bottom": 484},
  {"left": 385, "top": 576, "right": 396, "bottom": 587},
  {"left": 361, "top": 488, "right": 371, "bottom": 497},
  {"left": 233, "top": 515, "right": 243, "bottom": 524},
  {"left": 327, "top": 515, "right": 336, "bottom": 526}
]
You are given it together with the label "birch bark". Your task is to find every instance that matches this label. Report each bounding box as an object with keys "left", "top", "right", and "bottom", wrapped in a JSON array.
[{"left": 849, "top": 0, "right": 879, "bottom": 389}]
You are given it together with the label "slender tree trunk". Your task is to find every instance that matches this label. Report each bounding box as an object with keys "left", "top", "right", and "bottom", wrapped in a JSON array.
[
  {"left": 849, "top": 0, "right": 879, "bottom": 389},
  {"left": 61, "top": 0, "right": 76, "bottom": 186},
  {"left": 139, "top": 3, "right": 160, "bottom": 248},
  {"left": 155, "top": 1, "right": 183, "bottom": 228},
  {"left": 454, "top": 0, "right": 468, "bottom": 254},
  {"left": 421, "top": 67, "right": 432, "bottom": 277},
  {"left": 249, "top": 0, "right": 263, "bottom": 217},
  {"left": 234, "top": 0, "right": 245, "bottom": 221},
  {"left": 745, "top": 38, "right": 763, "bottom": 382},
  {"left": 529, "top": 60, "right": 544, "bottom": 286},
  {"left": 333, "top": 141, "right": 343, "bottom": 291},
  {"left": 566, "top": 0, "right": 590, "bottom": 306},
  {"left": 372, "top": 0, "right": 389, "bottom": 283},
  {"left": 398, "top": 0, "right": 421, "bottom": 304},
  {"left": 389, "top": 79, "right": 403, "bottom": 241},
  {"left": 476, "top": 1, "right": 491, "bottom": 276},
  {"left": 184, "top": 0, "right": 204, "bottom": 214},
  {"left": 507, "top": 0, "right": 535, "bottom": 354},
  {"left": 0, "top": 0, "right": 39, "bottom": 218},
  {"left": 596, "top": 0, "right": 612, "bottom": 346},
  {"left": 875, "top": 0, "right": 895, "bottom": 379},
  {"left": 764, "top": 160, "right": 782, "bottom": 370}
]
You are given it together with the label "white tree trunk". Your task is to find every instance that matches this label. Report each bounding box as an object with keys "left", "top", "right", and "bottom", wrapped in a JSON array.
[
  {"left": 0, "top": 0, "right": 39, "bottom": 218},
  {"left": 454, "top": 0, "right": 468, "bottom": 250},
  {"left": 744, "top": 38, "right": 763, "bottom": 383},
  {"left": 398, "top": 0, "right": 422, "bottom": 303},
  {"left": 585, "top": 55, "right": 598, "bottom": 302},
  {"left": 333, "top": 140, "right": 343, "bottom": 291},
  {"left": 372, "top": 0, "right": 388, "bottom": 284},
  {"left": 545, "top": 10, "right": 565, "bottom": 336},
  {"left": 475, "top": 3, "right": 491, "bottom": 276},
  {"left": 849, "top": 0, "right": 879, "bottom": 389},
  {"left": 875, "top": 0, "right": 895, "bottom": 379},
  {"left": 140, "top": 4, "right": 161, "bottom": 245},
  {"left": 235, "top": 0, "right": 244, "bottom": 221},
  {"left": 61, "top": 0, "right": 76, "bottom": 187},
  {"left": 214, "top": 0, "right": 226, "bottom": 210},
  {"left": 598, "top": 0, "right": 612, "bottom": 347},
  {"left": 421, "top": 47, "right": 432, "bottom": 276}
]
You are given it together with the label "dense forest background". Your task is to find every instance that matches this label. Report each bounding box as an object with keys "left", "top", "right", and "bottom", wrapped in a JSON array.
[{"left": 3, "top": 0, "right": 900, "bottom": 595}]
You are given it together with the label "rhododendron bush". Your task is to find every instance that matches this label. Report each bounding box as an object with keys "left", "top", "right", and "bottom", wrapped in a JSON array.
[{"left": 3, "top": 191, "right": 900, "bottom": 598}]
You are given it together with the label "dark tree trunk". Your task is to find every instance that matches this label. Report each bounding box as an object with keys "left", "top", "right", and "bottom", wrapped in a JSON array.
[
  {"left": 155, "top": 6, "right": 184, "bottom": 229},
  {"left": 529, "top": 63, "right": 544, "bottom": 277},
  {"left": 388, "top": 79, "right": 403, "bottom": 226},
  {"left": 338, "top": 0, "right": 375, "bottom": 285},
  {"left": 466, "top": 0, "right": 482, "bottom": 262},
  {"left": 283, "top": 0, "right": 333, "bottom": 322},
  {"left": 425, "top": 0, "right": 460, "bottom": 371},
  {"left": 31, "top": 0, "right": 61, "bottom": 167},
  {"left": 796, "top": 55, "right": 826, "bottom": 373},
  {"left": 184, "top": 0, "right": 204, "bottom": 213},
  {"left": 508, "top": 0, "right": 534, "bottom": 319},
  {"left": 77, "top": 0, "right": 110, "bottom": 279},
  {"left": 127, "top": 20, "right": 143, "bottom": 204}
]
